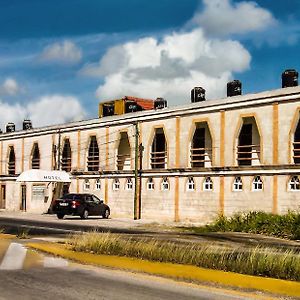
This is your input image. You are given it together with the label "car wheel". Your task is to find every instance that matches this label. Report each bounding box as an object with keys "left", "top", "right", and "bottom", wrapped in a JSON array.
[
  {"left": 102, "top": 209, "right": 110, "bottom": 219},
  {"left": 57, "top": 213, "right": 65, "bottom": 219},
  {"left": 81, "top": 209, "right": 89, "bottom": 219}
]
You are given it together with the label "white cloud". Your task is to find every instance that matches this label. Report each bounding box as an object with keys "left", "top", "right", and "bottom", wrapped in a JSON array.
[
  {"left": 0, "top": 95, "right": 85, "bottom": 131},
  {"left": 0, "top": 78, "right": 21, "bottom": 96},
  {"left": 80, "top": 0, "right": 277, "bottom": 105},
  {"left": 190, "top": 0, "right": 276, "bottom": 36},
  {"left": 90, "top": 28, "right": 250, "bottom": 104},
  {"left": 40, "top": 40, "right": 82, "bottom": 64}
]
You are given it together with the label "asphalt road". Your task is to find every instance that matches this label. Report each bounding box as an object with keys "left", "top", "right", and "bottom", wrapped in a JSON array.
[{"left": 0, "top": 263, "right": 269, "bottom": 300}]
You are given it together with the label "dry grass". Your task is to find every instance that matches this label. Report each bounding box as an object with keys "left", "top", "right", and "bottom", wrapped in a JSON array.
[{"left": 68, "top": 232, "right": 300, "bottom": 281}]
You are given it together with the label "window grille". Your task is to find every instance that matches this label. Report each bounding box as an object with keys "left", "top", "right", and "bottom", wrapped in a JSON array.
[
  {"left": 84, "top": 179, "right": 90, "bottom": 190},
  {"left": 161, "top": 177, "right": 169, "bottom": 190},
  {"left": 62, "top": 139, "right": 72, "bottom": 172},
  {"left": 87, "top": 136, "right": 99, "bottom": 171},
  {"left": 147, "top": 178, "right": 155, "bottom": 190},
  {"left": 252, "top": 176, "right": 263, "bottom": 191},
  {"left": 237, "top": 123, "right": 260, "bottom": 166},
  {"left": 289, "top": 176, "right": 300, "bottom": 191},
  {"left": 113, "top": 179, "right": 120, "bottom": 190},
  {"left": 31, "top": 143, "right": 40, "bottom": 169},
  {"left": 203, "top": 177, "right": 213, "bottom": 191},
  {"left": 126, "top": 178, "right": 133, "bottom": 190},
  {"left": 95, "top": 179, "right": 101, "bottom": 190},
  {"left": 187, "top": 177, "right": 195, "bottom": 191},
  {"left": 117, "top": 132, "right": 131, "bottom": 170},
  {"left": 293, "top": 121, "right": 300, "bottom": 163},
  {"left": 151, "top": 128, "right": 167, "bottom": 169},
  {"left": 190, "top": 127, "right": 212, "bottom": 168},
  {"left": 8, "top": 146, "right": 15, "bottom": 175},
  {"left": 233, "top": 176, "right": 243, "bottom": 191}
]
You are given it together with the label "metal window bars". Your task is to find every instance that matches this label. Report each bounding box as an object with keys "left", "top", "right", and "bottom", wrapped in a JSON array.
[
  {"left": 237, "top": 144, "right": 260, "bottom": 165},
  {"left": 150, "top": 151, "right": 167, "bottom": 169},
  {"left": 190, "top": 147, "right": 212, "bottom": 167}
]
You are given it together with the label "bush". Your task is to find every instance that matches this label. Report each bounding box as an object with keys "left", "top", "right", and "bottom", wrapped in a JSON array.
[{"left": 191, "top": 211, "right": 300, "bottom": 240}]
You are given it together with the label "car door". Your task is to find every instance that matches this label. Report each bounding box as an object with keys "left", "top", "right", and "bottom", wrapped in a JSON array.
[
  {"left": 92, "top": 195, "right": 103, "bottom": 215},
  {"left": 85, "top": 194, "right": 97, "bottom": 215}
]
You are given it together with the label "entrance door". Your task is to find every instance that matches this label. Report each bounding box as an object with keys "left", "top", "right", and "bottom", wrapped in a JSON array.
[
  {"left": 0, "top": 185, "right": 5, "bottom": 209},
  {"left": 20, "top": 185, "right": 26, "bottom": 211}
]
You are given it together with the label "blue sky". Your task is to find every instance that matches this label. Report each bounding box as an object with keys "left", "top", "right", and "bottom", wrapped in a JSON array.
[{"left": 0, "top": 0, "right": 299, "bottom": 128}]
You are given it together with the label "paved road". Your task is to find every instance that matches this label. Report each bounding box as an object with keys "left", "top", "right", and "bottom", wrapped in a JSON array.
[
  {"left": 0, "top": 238, "right": 277, "bottom": 300},
  {"left": 0, "top": 260, "right": 271, "bottom": 300}
]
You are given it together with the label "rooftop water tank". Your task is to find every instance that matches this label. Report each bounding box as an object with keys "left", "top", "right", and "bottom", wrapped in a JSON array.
[
  {"left": 6, "top": 123, "right": 15, "bottom": 133},
  {"left": 227, "top": 80, "right": 242, "bottom": 97},
  {"left": 282, "top": 69, "right": 298, "bottom": 88},
  {"left": 154, "top": 97, "right": 167, "bottom": 109},
  {"left": 191, "top": 87, "right": 205, "bottom": 103},
  {"left": 23, "top": 119, "right": 32, "bottom": 130}
]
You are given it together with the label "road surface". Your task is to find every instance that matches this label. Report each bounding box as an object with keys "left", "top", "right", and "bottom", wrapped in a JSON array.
[{"left": 0, "top": 239, "right": 275, "bottom": 300}]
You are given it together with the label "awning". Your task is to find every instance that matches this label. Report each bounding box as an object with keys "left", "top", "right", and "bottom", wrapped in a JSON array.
[{"left": 16, "top": 169, "right": 71, "bottom": 183}]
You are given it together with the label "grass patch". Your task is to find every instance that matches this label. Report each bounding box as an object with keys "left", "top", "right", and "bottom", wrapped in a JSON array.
[
  {"left": 16, "top": 228, "right": 30, "bottom": 239},
  {"left": 67, "top": 231, "right": 300, "bottom": 281},
  {"left": 183, "top": 211, "right": 300, "bottom": 240}
]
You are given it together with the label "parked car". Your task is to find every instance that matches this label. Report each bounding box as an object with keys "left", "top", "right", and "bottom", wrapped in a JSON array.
[{"left": 53, "top": 193, "right": 110, "bottom": 220}]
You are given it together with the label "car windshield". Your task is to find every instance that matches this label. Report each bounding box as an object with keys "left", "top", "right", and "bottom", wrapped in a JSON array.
[{"left": 62, "top": 194, "right": 81, "bottom": 201}]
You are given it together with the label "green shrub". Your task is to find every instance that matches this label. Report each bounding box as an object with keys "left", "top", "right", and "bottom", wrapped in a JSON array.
[{"left": 188, "top": 211, "right": 300, "bottom": 240}]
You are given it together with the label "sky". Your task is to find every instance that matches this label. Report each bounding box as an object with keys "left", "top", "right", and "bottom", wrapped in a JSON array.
[{"left": 0, "top": 0, "right": 299, "bottom": 129}]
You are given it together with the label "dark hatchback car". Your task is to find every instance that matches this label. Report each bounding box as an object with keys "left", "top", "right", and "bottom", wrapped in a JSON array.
[{"left": 53, "top": 193, "right": 110, "bottom": 220}]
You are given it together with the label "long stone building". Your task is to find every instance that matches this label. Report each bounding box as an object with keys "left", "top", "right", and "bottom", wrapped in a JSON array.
[{"left": 1, "top": 72, "right": 300, "bottom": 222}]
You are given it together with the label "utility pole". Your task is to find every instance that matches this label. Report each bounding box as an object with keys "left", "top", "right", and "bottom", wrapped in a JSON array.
[
  {"left": 138, "top": 143, "right": 144, "bottom": 219},
  {"left": 57, "top": 129, "right": 61, "bottom": 170},
  {"left": 134, "top": 122, "right": 139, "bottom": 220}
]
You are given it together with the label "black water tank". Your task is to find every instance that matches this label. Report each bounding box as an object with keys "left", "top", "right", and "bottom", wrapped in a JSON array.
[
  {"left": 23, "top": 119, "right": 32, "bottom": 130},
  {"left": 227, "top": 80, "right": 242, "bottom": 97},
  {"left": 103, "top": 104, "right": 115, "bottom": 116},
  {"left": 191, "top": 87, "right": 205, "bottom": 103},
  {"left": 125, "top": 101, "right": 141, "bottom": 113},
  {"left": 154, "top": 97, "right": 167, "bottom": 109},
  {"left": 282, "top": 69, "right": 298, "bottom": 88},
  {"left": 6, "top": 122, "right": 15, "bottom": 133}
]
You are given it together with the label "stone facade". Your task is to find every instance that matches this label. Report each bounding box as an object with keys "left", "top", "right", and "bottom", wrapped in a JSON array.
[{"left": 1, "top": 86, "right": 300, "bottom": 222}]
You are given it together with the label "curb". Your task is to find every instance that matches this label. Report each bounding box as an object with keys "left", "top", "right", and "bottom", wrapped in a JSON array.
[
  {"left": 27, "top": 242, "right": 300, "bottom": 298},
  {"left": 0, "top": 233, "right": 16, "bottom": 239}
]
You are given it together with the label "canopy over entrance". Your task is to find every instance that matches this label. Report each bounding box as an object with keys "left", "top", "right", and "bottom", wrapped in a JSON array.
[{"left": 16, "top": 169, "right": 71, "bottom": 183}]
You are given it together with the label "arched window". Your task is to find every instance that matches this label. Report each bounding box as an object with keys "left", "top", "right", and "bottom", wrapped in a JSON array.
[
  {"left": 84, "top": 179, "right": 90, "bottom": 190},
  {"left": 95, "top": 179, "right": 101, "bottom": 190},
  {"left": 62, "top": 139, "right": 72, "bottom": 172},
  {"left": 8, "top": 146, "right": 15, "bottom": 175},
  {"left": 233, "top": 176, "right": 243, "bottom": 191},
  {"left": 289, "top": 176, "right": 300, "bottom": 191},
  {"left": 151, "top": 128, "right": 167, "bottom": 169},
  {"left": 31, "top": 143, "right": 40, "bottom": 169},
  {"left": 252, "top": 176, "right": 263, "bottom": 191},
  {"left": 203, "top": 177, "right": 213, "bottom": 191},
  {"left": 117, "top": 132, "right": 131, "bottom": 170},
  {"left": 87, "top": 136, "right": 99, "bottom": 171},
  {"left": 190, "top": 122, "right": 212, "bottom": 168},
  {"left": 125, "top": 178, "right": 133, "bottom": 190},
  {"left": 237, "top": 117, "right": 261, "bottom": 166},
  {"left": 147, "top": 178, "right": 155, "bottom": 190},
  {"left": 113, "top": 178, "right": 120, "bottom": 190},
  {"left": 161, "top": 177, "right": 169, "bottom": 191},
  {"left": 187, "top": 177, "right": 195, "bottom": 191}
]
